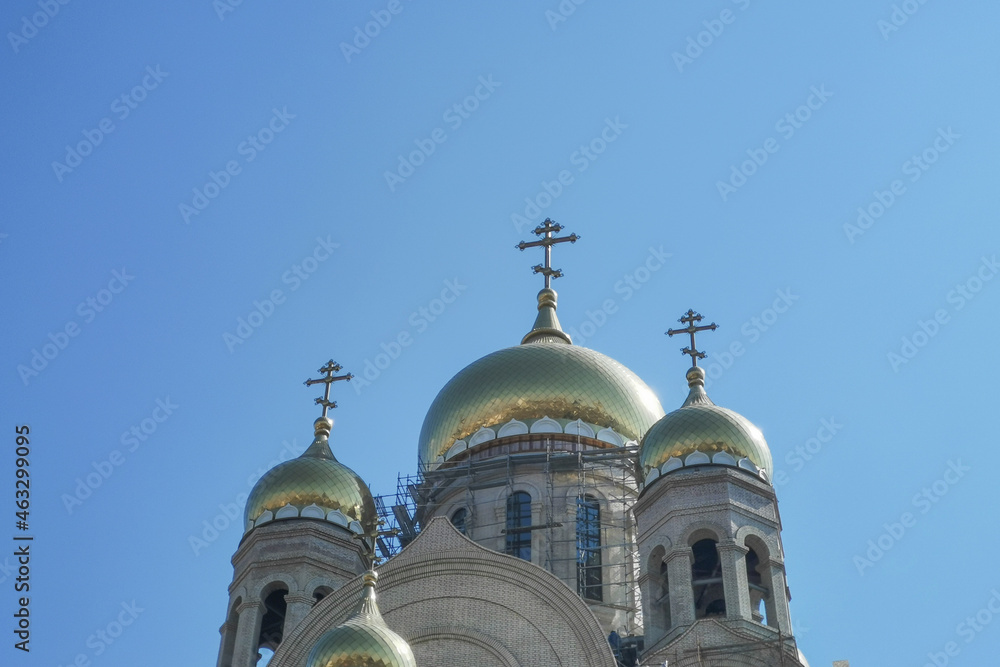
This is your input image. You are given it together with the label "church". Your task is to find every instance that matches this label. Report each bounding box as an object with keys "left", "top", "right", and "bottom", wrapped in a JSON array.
[{"left": 213, "top": 220, "right": 820, "bottom": 667}]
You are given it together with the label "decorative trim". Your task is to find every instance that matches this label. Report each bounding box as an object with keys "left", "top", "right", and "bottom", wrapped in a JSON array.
[
  {"left": 300, "top": 504, "right": 325, "bottom": 519},
  {"left": 685, "top": 451, "right": 710, "bottom": 466},
  {"left": 713, "top": 451, "right": 737, "bottom": 466},
  {"left": 497, "top": 419, "right": 529, "bottom": 437},
  {"left": 468, "top": 427, "right": 496, "bottom": 447},
  {"left": 445, "top": 440, "right": 468, "bottom": 460},
  {"left": 596, "top": 427, "right": 623, "bottom": 446},
  {"left": 530, "top": 415, "right": 562, "bottom": 434},
  {"left": 564, "top": 419, "right": 595, "bottom": 438}
]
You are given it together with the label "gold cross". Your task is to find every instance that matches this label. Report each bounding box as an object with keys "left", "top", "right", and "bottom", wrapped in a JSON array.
[
  {"left": 304, "top": 360, "right": 353, "bottom": 418},
  {"left": 515, "top": 218, "right": 580, "bottom": 289},
  {"left": 353, "top": 519, "right": 401, "bottom": 566},
  {"left": 667, "top": 310, "right": 718, "bottom": 367}
]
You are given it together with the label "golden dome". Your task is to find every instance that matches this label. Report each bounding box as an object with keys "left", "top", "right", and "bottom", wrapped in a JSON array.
[
  {"left": 639, "top": 366, "right": 773, "bottom": 483},
  {"left": 244, "top": 417, "right": 377, "bottom": 532},
  {"left": 308, "top": 570, "right": 416, "bottom": 667},
  {"left": 418, "top": 289, "right": 665, "bottom": 466}
]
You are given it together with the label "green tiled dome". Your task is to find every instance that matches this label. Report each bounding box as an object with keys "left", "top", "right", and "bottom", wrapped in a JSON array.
[{"left": 639, "top": 367, "right": 773, "bottom": 482}]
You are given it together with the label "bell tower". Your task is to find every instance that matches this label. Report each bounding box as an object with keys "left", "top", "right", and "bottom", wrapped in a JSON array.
[
  {"left": 216, "top": 361, "right": 377, "bottom": 667},
  {"left": 633, "top": 311, "right": 805, "bottom": 666}
]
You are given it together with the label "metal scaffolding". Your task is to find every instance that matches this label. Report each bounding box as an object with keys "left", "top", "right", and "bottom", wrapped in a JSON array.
[{"left": 373, "top": 444, "right": 645, "bottom": 635}]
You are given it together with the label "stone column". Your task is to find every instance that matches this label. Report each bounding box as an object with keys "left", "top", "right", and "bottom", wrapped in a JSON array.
[
  {"left": 216, "top": 618, "right": 237, "bottom": 667},
  {"left": 717, "top": 540, "right": 751, "bottom": 621},
  {"left": 230, "top": 600, "right": 264, "bottom": 667},
  {"left": 764, "top": 559, "right": 792, "bottom": 633},
  {"left": 664, "top": 547, "right": 695, "bottom": 627},
  {"left": 283, "top": 593, "right": 315, "bottom": 635}
]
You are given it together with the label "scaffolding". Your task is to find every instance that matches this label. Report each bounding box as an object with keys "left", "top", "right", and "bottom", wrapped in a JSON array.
[{"left": 373, "top": 443, "right": 645, "bottom": 635}]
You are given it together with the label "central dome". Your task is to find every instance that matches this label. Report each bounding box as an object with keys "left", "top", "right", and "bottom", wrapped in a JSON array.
[{"left": 418, "top": 289, "right": 664, "bottom": 466}]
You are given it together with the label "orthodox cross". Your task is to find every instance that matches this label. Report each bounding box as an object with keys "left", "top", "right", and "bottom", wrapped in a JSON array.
[
  {"left": 304, "top": 360, "right": 353, "bottom": 417},
  {"left": 515, "top": 218, "right": 580, "bottom": 289},
  {"left": 354, "top": 519, "right": 401, "bottom": 566},
  {"left": 667, "top": 309, "right": 718, "bottom": 367}
]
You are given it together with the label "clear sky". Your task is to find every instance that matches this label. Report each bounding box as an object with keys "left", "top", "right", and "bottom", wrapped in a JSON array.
[{"left": 3, "top": 2, "right": 999, "bottom": 666}]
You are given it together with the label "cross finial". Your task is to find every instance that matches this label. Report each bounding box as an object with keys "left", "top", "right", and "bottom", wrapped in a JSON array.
[
  {"left": 666, "top": 309, "right": 718, "bottom": 367},
  {"left": 515, "top": 218, "right": 580, "bottom": 289},
  {"left": 353, "top": 518, "right": 400, "bottom": 566},
  {"left": 304, "top": 360, "right": 353, "bottom": 418}
]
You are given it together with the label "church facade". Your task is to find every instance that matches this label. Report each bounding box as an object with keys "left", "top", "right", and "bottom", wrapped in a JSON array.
[{"left": 214, "top": 221, "right": 813, "bottom": 667}]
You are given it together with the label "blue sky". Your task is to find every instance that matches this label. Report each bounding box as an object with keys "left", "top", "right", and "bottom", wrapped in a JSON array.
[{"left": 3, "top": 2, "right": 999, "bottom": 665}]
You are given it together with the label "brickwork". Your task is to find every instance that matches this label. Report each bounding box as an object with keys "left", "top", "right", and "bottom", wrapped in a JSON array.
[
  {"left": 269, "top": 517, "right": 617, "bottom": 667},
  {"left": 216, "top": 519, "right": 367, "bottom": 667},
  {"left": 634, "top": 466, "right": 803, "bottom": 666}
]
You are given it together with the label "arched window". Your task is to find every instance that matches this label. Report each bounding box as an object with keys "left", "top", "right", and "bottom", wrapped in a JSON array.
[
  {"left": 746, "top": 547, "right": 767, "bottom": 624},
  {"left": 450, "top": 507, "right": 468, "bottom": 535},
  {"left": 659, "top": 559, "right": 672, "bottom": 630},
  {"left": 576, "top": 495, "right": 603, "bottom": 601},
  {"left": 258, "top": 588, "right": 288, "bottom": 651},
  {"left": 691, "top": 539, "right": 726, "bottom": 618},
  {"left": 505, "top": 492, "right": 531, "bottom": 561},
  {"left": 312, "top": 586, "right": 333, "bottom": 605}
]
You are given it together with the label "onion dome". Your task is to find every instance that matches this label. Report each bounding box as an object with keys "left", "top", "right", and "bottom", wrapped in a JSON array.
[
  {"left": 244, "top": 416, "right": 377, "bottom": 535},
  {"left": 308, "top": 570, "right": 416, "bottom": 667},
  {"left": 639, "top": 366, "right": 773, "bottom": 486},
  {"left": 418, "top": 287, "right": 665, "bottom": 468}
]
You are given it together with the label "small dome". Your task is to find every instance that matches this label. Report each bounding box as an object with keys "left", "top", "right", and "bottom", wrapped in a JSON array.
[
  {"left": 418, "top": 290, "right": 664, "bottom": 467},
  {"left": 308, "top": 571, "right": 416, "bottom": 667},
  {"left": 245, "top": 417, "right": 377, "bottom": 532},
  {"left": 639, "top": 367, "right": 773, "bottom": 483}
]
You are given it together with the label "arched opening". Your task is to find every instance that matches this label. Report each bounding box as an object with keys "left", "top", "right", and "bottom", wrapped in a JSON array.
[
  {"left": 576, "top": 495, "right": 602, "bottom": 601},
  {"left": 450, "top": 507, "right": 468, "bottom": 535},
  {"left": 745, "top": 547, "right": 768, "bottom": 625},
  {"left": 690, "top": 538, "right": 726, "bottom": 619},
  {"left": 504, "top": 491, "right": 531, "bottom": 561},
  {"left": 218, "top": 597, "right": 240, "bottom": 667},
  {"left": 657, "top": 557, "right": 672, "bottom": 630},
  {"left": 745, "top": 536, "right": 778, "bottom": 628},
  {"left": 258, "top": 588, "right": 288, "bottom": 652},
  {"left": 312, "top": 586, "right": 333, "bottom": 605}
]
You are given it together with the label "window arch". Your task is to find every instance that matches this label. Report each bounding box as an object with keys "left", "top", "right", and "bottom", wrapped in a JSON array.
[
  {"left": 746, "top": 547, "right": 767, "bottom": 624},
  {"left": 258, "top": 587, "right": 288, "bottom": 651},
  {"left": 576, "top": 495, "right": 602, "bottom": 601},
  {"left": 505, "top": 492, "right": 531, "bottom": 561},
  {"left": 691, "top": 538, "right": 726, "bottom": 618},
  {"left": 450, "top": 507, "right": 468, "bottom": 535}
]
